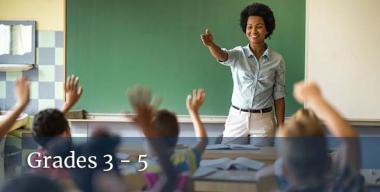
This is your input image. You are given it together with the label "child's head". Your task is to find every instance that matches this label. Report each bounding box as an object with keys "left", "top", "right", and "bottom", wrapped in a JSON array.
[
  {"left": 278, "top": 109, "right": 324, "bottom": 137},
  {"left": 154, "top": 109, "right": 179, "bottom": 148},
  {"left": 240, "top": 2, "right": 276, "bottom": 39},
  {"left": 277, "top": 109, "right": 329, "bottom": 186},
  {"left": 32, "top": 108, "right": 69, "bottom": 148}
]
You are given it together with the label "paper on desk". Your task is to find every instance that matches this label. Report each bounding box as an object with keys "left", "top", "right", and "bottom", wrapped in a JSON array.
[
  {"left": 11, "top": 25, "right": 32, "bottom": 55},
  {"left": 361, "top": 169, "right": 380, "bottom": 186},
  {"left": 200, "top": 157, "right": 265, "bottom": 171},
  {"left": 0, "top": 24, "right": 11, "bottom": 55},
  {"left": 232, "top": 157, "right": 265, "bottom": 170},
  {"left": 228, "top": 144, "right": 260, "bottom": 150},
  {"left": 206, "top": 144, "right": 230, "bottom": 150},
  {"left": 206, "top": 143, "right": 260, "bottom": 150},
  {"left": 193, "top": 167, "right": 218, "bottom": 178},
  {"left": 200, "top": 158, "right": 231, "bottom": 168}
]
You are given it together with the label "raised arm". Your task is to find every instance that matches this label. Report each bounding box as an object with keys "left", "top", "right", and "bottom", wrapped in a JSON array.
[
  {"left": 186, "top": 89, "right": 208, "bottom": 153},
  {"left": 294, "top": 81, "right": 360, "bottom": 172},
  {"left": 127, "top": 87, "right": 178, "bottom": 191},
  {"left": 293, "top": 81, "right": 357, "bottom": 137},
  {"left": 127, "top": 86, "right": 158, "bottom": 136},
  {"left": 61, "top": 75, "right": 84, "bottom": 114},
  {"left": 200, "top": 29, "right": 228, "bottom": 62},
  {"left": 0, "top": 77, "right": 29, "bottom": 138}
]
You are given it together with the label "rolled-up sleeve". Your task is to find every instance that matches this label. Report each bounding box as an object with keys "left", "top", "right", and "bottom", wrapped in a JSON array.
[
  {"left": 273, "top": 57, "right": 286, "bottom": 100},
  {"left": 218, "top": 47, "right": 239, "bottom": 67}
]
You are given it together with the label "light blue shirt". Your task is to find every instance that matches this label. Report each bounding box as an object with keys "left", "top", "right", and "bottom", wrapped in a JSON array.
[{"left": 220, "top": 44, "right": 285, "bottom": 109}]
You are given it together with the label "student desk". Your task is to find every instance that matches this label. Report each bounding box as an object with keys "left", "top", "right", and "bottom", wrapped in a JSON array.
[
  {"left": 193, "top": 170, "right": 276, "bottom": 192},
  {"left": 118, "top": 145, "right": 277, "bottom": 163},
  {"left": 192, "top": 148, "right": 277, "bottom": 192},
  {"left": 120, "top": 146, "right": 277, "bottom": 191},
  {"left": 194, "top": 170, "right": 258, "bottom": 192},
  {"left": 203, "top": 147, "right": 277, "bottom": 162}
]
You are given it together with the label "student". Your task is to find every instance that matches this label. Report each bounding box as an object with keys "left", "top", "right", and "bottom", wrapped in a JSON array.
[
  {"left": 30, "top": 75, "right": 83, "bottom": 178},
  {"left": 200, "top": 2, "right": 285, "bottom": 146},
  {"left": 128, "top": 87, "right": 208, "bottom": 190},
  {"left": 67, "top": 128, "right": 122, "bottom": 192},
  {"left": 258, "top": 81, "right": 365, "bottom": 191},
  {"left": 0, "top": 173, "right": 64, "bottom": 192},
  {"left": 125, "top": 116, "right": 179, "bottom": 192},
  {"left": 0, "top": 77, "right": 29, "bottom": 138},
  {"left": 47, "top": 127, "right": 178, "bottom": 192}
]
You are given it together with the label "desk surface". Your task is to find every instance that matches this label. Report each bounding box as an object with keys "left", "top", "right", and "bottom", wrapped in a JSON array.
[
  {"left": 119, "top": 145, "right": 276, "bottom": 192},
  {"left": 203, "top": 147, "right": 277, "bottom": 161},
  {"left": 195, "top": 170, "right": 257, "bottom": 182},
  {"left": 194, "top": 169, "right": 277, "bottom": 192},
  {"left": 118, "top": 145, "right": 277, "bottom": 162}
]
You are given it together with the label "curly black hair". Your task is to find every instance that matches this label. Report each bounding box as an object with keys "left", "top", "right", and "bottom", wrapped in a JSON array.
[
  {"left": 32, "top": 108, "right": 69, "bottom": 147},
  {"left": 240, "top": 2, "right": 276, "bottom": 38}
]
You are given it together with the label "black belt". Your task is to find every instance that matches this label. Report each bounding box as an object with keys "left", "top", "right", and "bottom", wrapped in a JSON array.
[{"left": 232, "top": 105, "right": 272, "bottom": 113}]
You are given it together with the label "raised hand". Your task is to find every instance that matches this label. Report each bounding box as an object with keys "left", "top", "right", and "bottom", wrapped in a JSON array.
[
  {"left": 127, "top": 86, "right": 160, "bottom": 137},
  {"left": 293, "top": 81, "right": 322, "bottom": 104},
  {"left": 127, "top": 86, "right": 157, "bottom": 110},
  {"left": 0, "top": 77, "right": 29, "bottom": 138},
  {"left": 14, "top": 76, "right": 30, "bottom": 108},
  {"left": 62, "top": 75, "right": 83, "bottom": 113},
  {"left": 200, "top": 29, "right": 214, "bottom": 47},
  {"left": 186, "top": 88, "right": 206, "bottom": 113}
]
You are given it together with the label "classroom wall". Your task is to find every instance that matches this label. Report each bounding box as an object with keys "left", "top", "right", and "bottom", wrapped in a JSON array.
[
  {"left": 0, "top": 0, "right": 64, "bottom": 31},
  {"left": 0, "top": 0, "right": 65, "bottom": 114},
  {"left": 306, "top": 0, "right": 380, "bottom": 120}
]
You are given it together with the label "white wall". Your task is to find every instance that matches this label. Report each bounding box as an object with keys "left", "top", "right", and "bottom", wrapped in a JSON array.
[
  {"left": 0, "top": 0, "right": 65, "bottom": 30},
  {"left": 306, "top": 0, "right": 380, "bottom": 120}
]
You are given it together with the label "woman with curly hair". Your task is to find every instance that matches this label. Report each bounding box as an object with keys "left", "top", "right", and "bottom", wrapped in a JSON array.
[{"left": 201, "top": 2, "right": 285, "bottom": 146}]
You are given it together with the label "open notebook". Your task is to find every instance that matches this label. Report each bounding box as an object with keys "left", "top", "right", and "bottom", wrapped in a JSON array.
[
  {"left": 200, "top": 157, "right": 265, "bottom": 171},
  {"left": 206, "top": 144, "right": 260, "bottom": 150}
]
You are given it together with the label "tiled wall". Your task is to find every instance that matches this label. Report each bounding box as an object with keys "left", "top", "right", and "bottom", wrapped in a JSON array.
[{"left": 0, "top": 30, "right": 64, "bottom": 115}]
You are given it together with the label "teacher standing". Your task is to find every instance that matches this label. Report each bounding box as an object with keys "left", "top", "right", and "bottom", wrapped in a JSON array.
[{"left": 201, "top": 2, "right": 285, "bottom": 146}]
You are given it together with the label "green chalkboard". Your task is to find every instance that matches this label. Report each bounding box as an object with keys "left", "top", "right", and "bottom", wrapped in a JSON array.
[{"left": 67, "top": 0, "right": 305, "bottom": 115}]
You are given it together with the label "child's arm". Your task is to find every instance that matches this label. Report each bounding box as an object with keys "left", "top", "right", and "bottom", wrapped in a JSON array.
[
  {"left": 61, "top": 75, "right": 83, "bottom": 114},
  {"left": 127, "top": 86, "right": 158, "bottom": 137},
  {"left": 186, "top": 89, "right": 208, "bottom": 153},
  {"left": 293, "top": 81, "right": 357, "bottom": 137},
  {"left": 131, "top": 102, "right": 157, "bottom": 138},
  {"left": 0, "top": 77, "right": 29, "bottom": 138},
  {"left": 127, "top": 87, "right": 178, "bottom": 191},
  {"left": 201, "top": 29, "right": 228, "bottom": 62},
  {"left": 294, "top": 81, "right": 360, "bottom": 171}
]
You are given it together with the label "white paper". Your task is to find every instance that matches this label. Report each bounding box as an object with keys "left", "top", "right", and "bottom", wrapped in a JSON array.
[
  {"left": 228, "top": 144, "right": 260, "bottom": 150},
  {"left": 200, "top": 157, "right": 264, "bottom": 171},
  {"left": 11, "top": 24, "right": 32, "bottom": 55},
  {"left": 200, "top": 157, "right": 230, "bottom": 168},
  {"left": 206, "top": 143, "right": 260, "bottom": 150},
  {"left": 193, "top": 167, "right": 218, "bottom": 177},
  {"left": 0, "top": 24, "right": 11, "bottom": 55},
  {"left": 205, "top": 144, "right": 230, "bottom": 150},
  {"left": 233, "top": 157, "right": 264, "bottom": 170}
]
